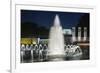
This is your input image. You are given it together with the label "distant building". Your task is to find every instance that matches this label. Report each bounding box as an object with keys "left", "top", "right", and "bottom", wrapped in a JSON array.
[
  {"left": 63, "top": 29, "right": 72, "bottom": 35},
  {"left": 63, "top": 29, "right": 72, "bottom": 44}
]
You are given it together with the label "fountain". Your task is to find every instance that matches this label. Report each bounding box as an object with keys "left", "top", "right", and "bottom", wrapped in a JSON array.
[{"left": 48, "top": 14, "right": 65, "bottom": 61}]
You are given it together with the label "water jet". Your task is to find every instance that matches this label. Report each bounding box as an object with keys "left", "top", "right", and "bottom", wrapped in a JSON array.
[{"left": 48, "top": 14, "right": 65, "bottom": 61}]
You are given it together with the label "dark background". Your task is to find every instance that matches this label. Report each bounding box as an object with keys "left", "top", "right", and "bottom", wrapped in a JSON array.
[{"left": 21, "top": 10, "right": 89, "bottom": 38}]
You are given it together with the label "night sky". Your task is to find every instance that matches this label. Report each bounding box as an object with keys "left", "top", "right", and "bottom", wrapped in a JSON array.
[{"left": 21, "top": 10, "right": 87, "bottom": 29}]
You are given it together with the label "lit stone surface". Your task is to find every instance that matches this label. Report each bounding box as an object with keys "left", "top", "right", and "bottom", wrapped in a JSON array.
[
  {"left": 72, "top": 27, "right": 76, "bottom": 42},
  {"left": 78, "top": 27, "right": 81, "bottom": 41},
  {"left": 83, "top": 27, "right": 87, "bottom": 41}
]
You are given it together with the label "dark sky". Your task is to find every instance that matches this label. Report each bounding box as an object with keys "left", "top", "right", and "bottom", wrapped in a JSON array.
[{"left": 21, "top": 10, "right": 87, "bottom": 29}]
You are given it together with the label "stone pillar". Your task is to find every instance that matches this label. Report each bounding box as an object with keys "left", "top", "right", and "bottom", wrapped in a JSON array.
[
  {"left": 83, "top": 27, "right": 87, "bottom": 41},
  {"left": 72, "top": 27, "right": 76, "bottom": 42},
  {"left": 78, "top": 27, "right": 81, "bottom": 41}
]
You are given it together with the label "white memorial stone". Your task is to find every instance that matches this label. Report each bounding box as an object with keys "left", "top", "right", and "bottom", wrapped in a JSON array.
[
  {"left": 83, "top": 27, "right": 87, "bottom": 41},
  {"left": 72, "top": 27, "right": 76, "bottom": 42},
  {"left": 78, "top": 27, "right": 81, "bottom": 41}
]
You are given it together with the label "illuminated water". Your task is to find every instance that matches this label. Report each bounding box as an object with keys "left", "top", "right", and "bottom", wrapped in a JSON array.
[{"left": 48, "top": 15, "right": 65, "bottom": 61}]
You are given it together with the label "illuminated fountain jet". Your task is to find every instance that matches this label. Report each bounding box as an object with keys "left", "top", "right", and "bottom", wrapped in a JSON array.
[
  {"left": 48, "top": 14, "right": 65, "bottom": 61},
  {"left": 21, "top": 44, "right": 25, "bottom": 63}
]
